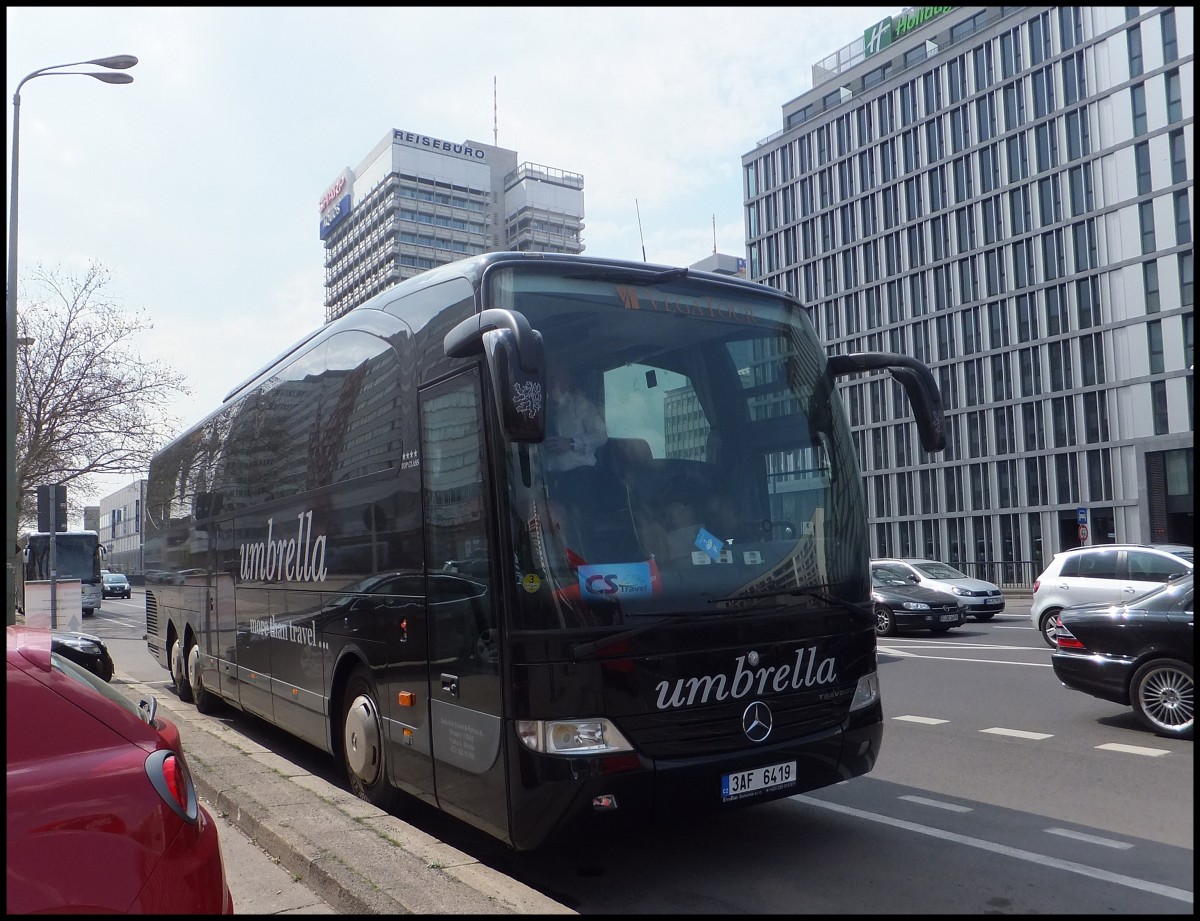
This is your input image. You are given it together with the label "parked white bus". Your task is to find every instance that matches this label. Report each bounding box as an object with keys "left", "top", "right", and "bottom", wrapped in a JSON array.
[{"left": 21, "top": 529, "right": 106, "bottom": 617}]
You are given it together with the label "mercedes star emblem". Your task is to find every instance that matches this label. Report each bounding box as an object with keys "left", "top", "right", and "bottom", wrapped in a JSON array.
[{"left": 742, "top": 700, "right": 773, "bottom": 743}]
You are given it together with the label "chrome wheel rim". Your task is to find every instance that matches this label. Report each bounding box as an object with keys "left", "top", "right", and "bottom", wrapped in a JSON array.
[{"left": 1140, "top": 666, "right": 1194, "bottom": 733}]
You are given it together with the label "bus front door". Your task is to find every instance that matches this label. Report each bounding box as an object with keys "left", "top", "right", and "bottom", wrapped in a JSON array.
[{"left": 419, "top": 371, "right": 509, "bottom": 843}]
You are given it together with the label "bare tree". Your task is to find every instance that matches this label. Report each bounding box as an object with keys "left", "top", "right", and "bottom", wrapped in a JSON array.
[{"left": 15, "top": 261, "right": 189, "bottom": 530}]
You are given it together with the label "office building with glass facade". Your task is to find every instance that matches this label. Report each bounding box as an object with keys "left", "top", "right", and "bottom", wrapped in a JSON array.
[{"left": 743, "top": 6, "right": 1192, "bottom": 580}]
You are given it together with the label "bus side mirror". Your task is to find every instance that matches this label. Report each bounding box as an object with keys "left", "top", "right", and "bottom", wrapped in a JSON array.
[
  {"left": 483, "top": 327, "right": 546, "bottom": 442},
  {"left": 445, "top": 309, "right": 546, "bottom": 443},
  {"left": 828, "top": 351, "right": 946, "bottom": 453},
  {"left": 22, "top": 547, "right": 30, "bottom": 563}
]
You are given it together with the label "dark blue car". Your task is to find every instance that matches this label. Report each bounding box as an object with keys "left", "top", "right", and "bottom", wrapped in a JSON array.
[
  {"left": 871, "top": 566, "right": 965, "bottom": 636},
  {"left": 1051, "top": 573, "right": 1193, "bottom": 739},
  {"left": 102, "top": 571, "right": 132, "bottom": 599}
]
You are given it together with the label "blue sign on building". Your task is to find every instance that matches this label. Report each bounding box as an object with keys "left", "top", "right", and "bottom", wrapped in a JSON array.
[{"left": 319, "top": 194, "right": 351, "bottom": 241}]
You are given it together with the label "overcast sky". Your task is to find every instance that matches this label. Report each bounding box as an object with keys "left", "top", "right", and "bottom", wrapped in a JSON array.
[{"left": 8, "top": 5, "right": 893, "bottom": 504}]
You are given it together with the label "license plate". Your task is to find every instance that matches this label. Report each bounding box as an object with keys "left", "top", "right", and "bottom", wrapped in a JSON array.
[
  {"left": 939, "top": 613, "right": 959, "bottom": 622},
  {"left": 721, "top": 761, "right": 796, "bottom": 802}
]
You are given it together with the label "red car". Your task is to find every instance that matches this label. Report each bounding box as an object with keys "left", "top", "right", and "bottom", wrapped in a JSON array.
[{"left": 6, "top": 625, "right": 233, "bottom": 914}]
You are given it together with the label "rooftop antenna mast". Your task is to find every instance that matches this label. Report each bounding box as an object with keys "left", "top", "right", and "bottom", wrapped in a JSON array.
[
  {"left": 635, "top": 198, "right": 647, "bottom": 262},
  {"left": 493, "top": 76, "right": 498, "bottom": 146},
  {"left": 712, "top": 214, "right": 717, "bottom": 254}
]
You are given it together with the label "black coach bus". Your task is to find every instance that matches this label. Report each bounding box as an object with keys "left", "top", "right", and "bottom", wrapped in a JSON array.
[{"left": 144, "top": 251, "right": 944, "bottom": 850}]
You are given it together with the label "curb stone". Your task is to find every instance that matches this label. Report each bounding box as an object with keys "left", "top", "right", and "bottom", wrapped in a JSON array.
[{"left": 111, "top": 672, "right": 575, "bottom": 915}]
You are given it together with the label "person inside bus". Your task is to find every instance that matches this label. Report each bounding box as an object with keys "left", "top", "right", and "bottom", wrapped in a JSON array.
[
  {"left": 541, "top": 363, "right": 617, "bottom": 560},
  {"left": 543, "top": 364, "right": 608, "bottom": 473}
]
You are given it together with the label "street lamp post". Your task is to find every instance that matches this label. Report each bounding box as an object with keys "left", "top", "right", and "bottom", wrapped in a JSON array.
[{"left": 6, "top": 55, "right": 137, "bottom": 625}]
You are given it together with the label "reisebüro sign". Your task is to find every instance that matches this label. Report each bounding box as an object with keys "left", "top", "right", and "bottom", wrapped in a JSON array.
[{"left": 393, "top": 129, "right": 487, "bottom": 161}]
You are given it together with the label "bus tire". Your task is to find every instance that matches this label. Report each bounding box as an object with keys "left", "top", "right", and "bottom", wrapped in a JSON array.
[
  {"left": 187, "top": 643, "right": 220, "bottom": 715},
  {"left": 341, "top": 666, "right": 399, "bottom": 811},
  {"left": 170, "top": 638, "right": 194, "bottom": 704}
]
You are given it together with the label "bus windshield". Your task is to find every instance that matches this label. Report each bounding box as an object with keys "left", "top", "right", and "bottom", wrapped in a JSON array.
[
  {"left": 491, "top": 266, "right": 869, "bottom": 632},
  {"left": 24, "top": 532, "right": 103, "bottom": 584}
]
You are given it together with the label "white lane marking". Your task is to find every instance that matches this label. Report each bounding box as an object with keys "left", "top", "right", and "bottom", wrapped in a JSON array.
[
  {"left": 793, "top": 795, "right": 1192, "bottom": 905},
  {"left": 1096, "top": 742, "right": 1172, "bottom": 757},
  {"left": 879, "top": 649, "right": 1054, "bottom": 667},
  {"left": 893, "top": 720, "right": 1176, "bottom": 756},
  {"left": 899, "top": 795, "right": 973, "bottom": 812},
  {"left": 1046, "top": 828, "right": 1135, "bottom": 850},
  {"left": 884, "top": 638, "right": 1035, "bottom": 650},
  {"left": 981, "top": 728, "right": 1054, "bottom": 740},
  {"left": 90, "top": 611, "right": 137, "bottom": 626}
]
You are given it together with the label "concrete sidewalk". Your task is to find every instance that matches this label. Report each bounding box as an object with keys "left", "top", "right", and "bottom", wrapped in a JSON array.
[{"left": 111, "top": 672, "right": 574, "bottom": 915}]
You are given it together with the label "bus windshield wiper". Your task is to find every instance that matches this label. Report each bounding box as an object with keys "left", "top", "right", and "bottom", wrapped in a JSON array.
[{"left": 710, "top": 584, "right": 873, "bottom": 618}]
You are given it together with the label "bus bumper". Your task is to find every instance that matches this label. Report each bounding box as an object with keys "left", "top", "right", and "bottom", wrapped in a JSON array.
[{"left": 511, "top": 703, "right": 882, "bottom": 850}]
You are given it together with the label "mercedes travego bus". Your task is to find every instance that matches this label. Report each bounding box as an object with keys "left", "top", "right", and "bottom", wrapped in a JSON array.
[
  {"left": 22, "top": 529, "right": 105, "bottom": 617},
  {"left": 144, "top": 252, "right": 944, "bottom": 850}
]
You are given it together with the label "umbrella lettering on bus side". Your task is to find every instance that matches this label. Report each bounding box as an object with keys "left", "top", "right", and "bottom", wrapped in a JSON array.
[{"left": 239, "top": 510, "right": 328, "bottom": 583}]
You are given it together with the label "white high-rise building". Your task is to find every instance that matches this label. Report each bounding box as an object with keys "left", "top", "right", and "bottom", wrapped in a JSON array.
[
  {"left": 744, "top": 6, "right": 1193, "bottom": 578},
  {"left": 320, "top": 129, "right": 584, "bottom": 322}
]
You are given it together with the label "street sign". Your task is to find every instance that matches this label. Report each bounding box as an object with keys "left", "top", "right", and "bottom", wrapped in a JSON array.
[
  {"left": 1078, "top": 524, "right": 1089, "bottom": 542},
  {"left": 1077, "top": 507, "right": 1088, "bottom": 524},
  {"left": 37, "top": 484, "right": 68, "bottom": 532}
]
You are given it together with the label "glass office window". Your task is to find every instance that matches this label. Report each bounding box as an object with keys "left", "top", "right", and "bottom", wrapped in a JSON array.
[
  {"left": 1128, "top": 24, "right": 1144, "bottom": 77},
  {"left": 1144, "top": 260, "right": 1161, "bottom": 313},
  {"left": 1147, "top": 319, "right": 1164, "bottom": 374},
  {"left": 1151, "top": 380, "right": 1168, "bottom": 435},
  {"left": 1131, "top": 83, "right": 1147, "bottom": 135}
]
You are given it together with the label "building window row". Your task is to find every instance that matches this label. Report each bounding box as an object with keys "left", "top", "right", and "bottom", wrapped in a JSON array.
[{"left": 757, "top": 39, "right": 1185, "bottom": 213}]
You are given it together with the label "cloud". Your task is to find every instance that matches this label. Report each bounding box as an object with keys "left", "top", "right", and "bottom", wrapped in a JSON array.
[{"left": 9, "top": 5, "right": 894, "bottom": 504}]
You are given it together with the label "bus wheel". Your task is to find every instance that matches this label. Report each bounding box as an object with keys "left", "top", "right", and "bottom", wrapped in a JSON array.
[
  {"left": 341, "top": 667, "right": 398, "bottom": 811},
  {"left": 170, "top": 638, "right": 194, "bottom": 704},
  {"left": 187, "top": 643, "right": 220, "bottom": 715}
]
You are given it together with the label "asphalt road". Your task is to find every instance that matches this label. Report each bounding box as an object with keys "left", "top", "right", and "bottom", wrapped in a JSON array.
[{"left": 86, "top": 590, "right": 1193, "bottom": 914}]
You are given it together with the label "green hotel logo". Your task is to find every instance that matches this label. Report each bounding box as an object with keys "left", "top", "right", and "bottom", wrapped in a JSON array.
[
  {"left": 865, "top": 6, "right": 955, "bottom": 57},
  {"left": 864, "top": 17, "right": 894, "bottom": 56}
]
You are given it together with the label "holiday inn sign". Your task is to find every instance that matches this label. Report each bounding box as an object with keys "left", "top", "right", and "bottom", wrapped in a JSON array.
[{"left": 864, "top": 6, "right": 955, "bottom": 57}]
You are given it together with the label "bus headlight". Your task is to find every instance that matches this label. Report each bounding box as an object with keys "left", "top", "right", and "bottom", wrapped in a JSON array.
[
  {"left": 849, "top": 670, "right": 880, "bottom": 712},
  {"left": 516, "top": 718, "right": 635, "bottom": 755}
]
